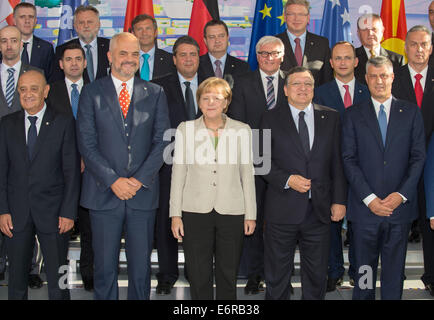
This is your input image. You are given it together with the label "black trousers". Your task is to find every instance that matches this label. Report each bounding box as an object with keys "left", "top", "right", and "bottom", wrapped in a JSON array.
[
  {"left": 182, "top": 210, "right": 244, "bottom": 300},
  {"left": 264, "top": 202, "right": 330, "bottom": 300},
  {"left": 6, "top": 216, "right": 70, "bottom": 300}
]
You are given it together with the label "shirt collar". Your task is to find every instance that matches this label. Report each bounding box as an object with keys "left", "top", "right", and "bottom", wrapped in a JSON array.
[
  {"left": 364, "top": 46, "right": 380, "bottom": 58},
  {"left": 259, "top": 68, "right": 280, "bottom": 80},
  {"left": 408, "top": 64, "right": 428, "bottom": 80},
  {"left": 208, "top": 52, "right": 227, "bottom": 68},
  {"left": 25, "top": 103, "right": 47, "bottom": 120},
  {"left": 286, "top": 30, "right": 307, "bottom": 43},
  {"left": 140, "top": 45, "right": 156, "bottom": 58},
  {"left": 335, "top": 77, "right": 355, "bottom": 90},
  {"left": 371, "top": 96, "right": 393, "bottom": 113},
  {"left": 23, "top": 35, "right": 33, "bottom": 46},
  {"left": 79, "top": 37, "right": 98, "bottom": 49},
  {"left": 2, "top": 60, "right": 21, "bottom": 71},
  {"left": 65, "top": 77, "right": 84, "bottom": 89},
  {"left": 288, "top": 102, "right": 313, "bottom": 119},
  {"left": 178, "top": 72, "right": 198, "bottom": 87},
  {"left": 111, "top": 74, "right": 134, "bottom": 90}
]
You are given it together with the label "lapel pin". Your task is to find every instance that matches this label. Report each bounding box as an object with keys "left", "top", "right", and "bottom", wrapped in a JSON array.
[
  {"left": 311, "top": 42, "right": 314, "bottom": 45},
  {"left": 399, "top": 109, "right": 403, "bottom": 112},
  {"left": 160, "top": 57, "right": 163, "bottom": 61},
  {"left": 231, "top": 64, "right": 235, "bottom": 68},
  {"left": 46, "top": 122, "right": 50, "bottom": 125},
  {"left": 359, "top": 90, "right": 362, "bottom": 93},
  {"left": 144, "top": 87, "right": 147, "bottom": 90},
  {"left": 321, "top": 115, "right": 325, "bottom": 119}
]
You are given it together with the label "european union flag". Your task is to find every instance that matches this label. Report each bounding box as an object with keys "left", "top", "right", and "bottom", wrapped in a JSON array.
[
  {"left": 57, "top": 0, "right": 88, "bottom": 46},
  {"left": 248, "top": 0, "right": 286, "bottom": 71},
  {"left": 319, "top": 0, "right": 352, "bottom": 48}
]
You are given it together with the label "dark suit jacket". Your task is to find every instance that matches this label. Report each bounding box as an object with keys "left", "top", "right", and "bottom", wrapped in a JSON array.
[
  {"left": 429, "top": 35, "right": 434, "bottom": 68},
  {"left": 342, "top": 97, "right": 426, "bottom": 225},
  {"left": 354, "top": 46, "right": 405, "bottom": 86},
  {"left": 0, "top": 64, "right": 41, "bottom": 120},
  {"left": 46, "top": 78, "right": 90, "bottom": 116},
  {"left": 313, "top": 79, "right": 370, "bottom": 117},
  {"left": 198, "top": 53, "right": 250, "bottom": 85},
  {"left": 76, "top": 76, "right": 170, "bottom": 211},
  {"left": 228, "top": 69, "right": 287, "bottom": 129},
  {"left": 260, "top": 103, "right": 347, "bottom": 225},
  {"left": 275, "top": 31, "right": 333, "bottom": 86},
  {"left": 0, "top": 107, "right": 80, "bottom": 233},
  {"left": 51, "top": 37, "right": 110, "bottom": 83},
  {"left": 392, "top": 64, "right": 434, "bottom": 142},
  {"left": 135, "top": 48, "right": 176, "bottom": 81}
]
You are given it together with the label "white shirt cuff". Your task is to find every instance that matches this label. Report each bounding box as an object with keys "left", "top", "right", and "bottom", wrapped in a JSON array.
[
  {"left": 363, "top": 194, "right": 377, "bottom": 207},
  {"left": 284, "top": 175, "right": 291, "bottom": 189}
]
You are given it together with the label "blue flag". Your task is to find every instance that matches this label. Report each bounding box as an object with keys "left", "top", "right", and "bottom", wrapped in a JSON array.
[
  {"left": 248, "top": 0, "right": 286, "bottom": 71},
  {"left": 57, "top": 0, "right": 88, "bottom": 46},
  {"left": 319, "top": 0, "right": 352, "bottom": 48}
]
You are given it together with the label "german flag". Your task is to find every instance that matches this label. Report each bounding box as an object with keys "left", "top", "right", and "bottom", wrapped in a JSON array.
[
  {"left": 380, "top": 0, "right": 407, "bottom": 59},
  {"left": 188, "top": 0, "right": 220, "bottom": 55}
]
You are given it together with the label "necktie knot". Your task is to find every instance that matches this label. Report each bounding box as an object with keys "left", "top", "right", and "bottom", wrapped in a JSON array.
[
  {"left": 143, "top": 53, "right": 150, "bottom": 61},
  {"left": 266, "top": 76, "right": 274, "bottom": 82},
  {"left": 85, "top": 44, "right": 91, "bottom": 50},
  {"left": 215, "top": 60, "right": 221, "bottom": 67},
  {"left": 7, "top": 68, "right": 15, "bottom": 76},
  {"left": 380, "top": 104, "right": 385, "bottom": 112},
  {"left": 184, "top": 81, "right": 191, "bottom": 88},
  {"left": 299, "top": 111, "right": 305, "bottom": 119},
  {"left": 415, "top": 73, "right": 423, "bottom": 81},
  {"left": 121, "top": 82, "right": 127, "bottom": 89},
  {"left": 343, "top": 84, "right": 349, "bottom": 91},
  {"left": 71, "top": 83, "right": 78, "bottom": 90},
  {"left": 28, "top": 115, "right": 38, "bottom": 125},
  {"left": 295, "top": 38, "right": 300, "bottom": 44},
  {"left": 369, "top": 48, "right": 376, "bottom": 57},
  {"left": 23, "top": 42, "right": 29, "bottom": 49}
]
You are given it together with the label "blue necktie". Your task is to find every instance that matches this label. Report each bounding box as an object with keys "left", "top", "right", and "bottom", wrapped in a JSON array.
[
  {"left": 5, "top": 68, "right": 15, "bottom": 108},
  {"left": 140, "top": 53, "right": 150, "bottom": 81},
  {"left": 298, "top": 111, "right": 310, "bottom": 156},
  {"left": 266, "top": 76, "right": 276, "bottom": 109},
  {"left": 85, "top": 44, "right": 95, "bottom": 82},
  {"left": 71, "top": 83, "right": 79, "bottom": 119},
  {"left": 378, "top": 104, "right": 387, "bottom": 146},
  {"left": 27, "top": 116, "right": 38, "bottom": 159}
]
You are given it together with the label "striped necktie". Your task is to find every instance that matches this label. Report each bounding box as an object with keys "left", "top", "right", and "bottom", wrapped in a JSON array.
[
  {"left": 266, "top": 76, "right": 276, "bottom": 109},
  {"left": 5, "top": 68, "right": 15, "bottom": 108}
]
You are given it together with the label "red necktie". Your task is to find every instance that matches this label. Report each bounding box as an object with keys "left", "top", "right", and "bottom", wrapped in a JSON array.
[
  {"left": 343, "top": 84, "right": 352, "bottom": 108},
  {"left": 294, "top": 38, "right": 302, "bottom": 66},
  {"left": 414, "top": 74, "right": 423, "bottom": 108},
  {"left": 119, "top": 82, "right": 130, "bottom": 118}
]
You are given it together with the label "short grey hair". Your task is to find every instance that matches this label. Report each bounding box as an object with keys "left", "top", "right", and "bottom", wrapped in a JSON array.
[
  {"left": 366, "top": 56, "right": 393, "bottom": 74},
  {"left": 357, "top": 13, "right": 383, "bottom": 30},
  {"left": 255, "top": 36, "right": 284, "bottom": 54},
  {"left": 284, "top": 0, "right": 310, "bottom": 13},
  {"left": 406, "top": 25, "right": 432, "bottom": 43}
]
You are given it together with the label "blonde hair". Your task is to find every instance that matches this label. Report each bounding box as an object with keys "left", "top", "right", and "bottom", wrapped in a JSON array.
[{"left": 197, "top": 77, "right": 232, "bottom": 112}]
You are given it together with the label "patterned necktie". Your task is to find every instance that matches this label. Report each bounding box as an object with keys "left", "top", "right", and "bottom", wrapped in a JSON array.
[
  {"left": 378, "top": 104, "right": 387, "bottom": 146},
  {"left": 22, "top": 42, "right": 30, "bottom": 65},
  {"left": 184, "top": 81, "right": 196, "bottom": 120},
  {"left": 140, "top": 53, "right": 150, "bottom": 81},
  {"left": 294, "top": 38, "right": 303, "bottom": 66},
  {"left": 369, "top": 48, "right": 376, "bottom": 58},
  {"left": 27, "top": 116, "right": 38, "bottom": 159},
  {"left": 119, "top": 83, "right": 130, "bottom": 119},
  {"left": 85, "top": 44, "right": 95, "bottom": 82},
  {"left": 5, "top": 68, "right": 15, "bottom": 108},
  {"left": 214, "top": 60, "right": 223, "bottom": 78},
  {"left": 343, "top": 84, "right": 352, "bottom": 108},
  {"left": 71, "top": 83, "right": 79, "bottom": 119},
  {"left": 266, "top": 76, "right": 276, "bottom": 110},
  {"left": 298, "top": 111, "right": 310, "bottom": 156},
  {"left": 414, "top": 74, "right": 423, "bottom": 108}
]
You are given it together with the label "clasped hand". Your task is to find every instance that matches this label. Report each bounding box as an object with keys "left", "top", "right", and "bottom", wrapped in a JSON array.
[{"left": 111, "top": 177, "right": 142, "bottom": 200}]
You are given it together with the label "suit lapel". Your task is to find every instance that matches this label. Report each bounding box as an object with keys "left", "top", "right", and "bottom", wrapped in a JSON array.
[
  {"left": 385, "top": 98, "right": 402, "bottom": 150},
  {"left": 30, "top": 37, "right": 40, "bottom": 66},
  {"left": 281, "top": 32, "right": 298, "bottom": 67},
  {"left": 361, "top": 100, "right": 384, "bottom": 150},
  {"left": 353, "top": 81, "right": 368, "bottom": 104},
  {"left": 30, "top": 106, "right": 54, "bottom": 162},
  {"left": 61, "top": 80, "right": 72, "bottom": 109},
  {"left": 101, "top": 77, "right": 127, "bottom": 141},
  {"left": 15, "top": 111, "right": 29, "bottom": 165},
  {"left": 424, "top": 66, "right": 434, "bottom": 97},
  {"left": 96, "top": 38, "right": 108, "bottom": 79},
  {"left": 330, "top": 80, "right": 346, "bottom": 114},
  {"left": 277, "top": 104, "right": 306, "bottom": 158},
  {"left": 130, "top": 78, "right": 150, "bottom": 140},
  {"left": 309, "top": 104, "right": 326, "bottom": 159}
]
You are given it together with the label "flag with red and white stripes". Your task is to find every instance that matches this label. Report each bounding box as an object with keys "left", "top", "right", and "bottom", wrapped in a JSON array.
[{"left": 0, "top": 0, "right": 20, "bottom": 29}]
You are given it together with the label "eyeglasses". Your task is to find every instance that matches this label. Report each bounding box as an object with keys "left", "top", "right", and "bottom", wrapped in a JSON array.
[
  {"left": 285, "top": 12, "right": 309, "bottom": 18},
  {"left": 257, "top": 51, "right": 282, "bottom": 58},
  {"left": 367, "top": 74, "right": 391, "bottom": 80}
]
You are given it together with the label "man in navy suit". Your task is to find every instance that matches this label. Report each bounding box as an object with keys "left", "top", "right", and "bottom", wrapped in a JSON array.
[
  {"left": 342, "top": 56, "right": 426, "bottom": 300},
  {"left": 199, "top": 20, "right": 250, "bottom": 84},
  {"left": 131, "top": 14, "right": 176, "bottom": 81},
  {"left": 52, "top": 5, "right": 110, "bottom": 83},
  {"left": 0, "top": 69, "right": 80, "bottom": 299},
  {"left": 151, "top": 36, "right": 203, "bottom": 295},
  {"left": 10, "top": 3, "right": 55, "bottom": 82},
  {"left": 275, "top": 0, "right": 333, "bottom": 86},
  {"left": 392, "top": 25, "right": 434, "bottom": 296},
  {"left": 76, "top": 32, "right": 170, "bottom": 300},
  {"left": 314, "top": 41, "right": 370, "bottom": 292}
]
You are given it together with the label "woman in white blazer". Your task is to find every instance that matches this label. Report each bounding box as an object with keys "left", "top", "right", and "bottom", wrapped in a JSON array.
[{"left": 170, "top": 77, "right": 256, "bottom": 300}]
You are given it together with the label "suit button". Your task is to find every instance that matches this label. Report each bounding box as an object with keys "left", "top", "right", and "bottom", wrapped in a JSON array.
[
  {"left": 212, "top": 182, "right": 216, "bottom": 186},
  {"left": 128, "top": 146, "right": 131, "bottom": 150},
  {"left": 384, "top": 161, "right": 387, "bottom": 165},
  {"left": 213, "top": 170, "right": 217, "bottom": 174}
]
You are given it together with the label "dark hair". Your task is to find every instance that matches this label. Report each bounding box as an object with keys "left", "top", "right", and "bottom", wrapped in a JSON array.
[
  {"left": 285, "top": 66, "right": 314, "bottom": 85},
  {"left": 61, "top": 42, "right": 85, "bottom": 60},
  {"left": 331, "top": 41, "right": 356, "bottom": 57},
  {"left": 13, "top": 2, "right": 36, "bottom": 16},
  {"left": 73, "top": 5, "right": 99, "bottom": 19},
  {"left": 203, "top": 20, "right": 228, "bottom": 38},
  {"left": 131, "top": 14, "right": 158, "bottom": 32},
  {"left": 173, "top": 36, "right": 200, "bottom": 56}
]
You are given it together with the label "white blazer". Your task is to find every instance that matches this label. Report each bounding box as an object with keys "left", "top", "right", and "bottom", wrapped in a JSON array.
[{"left": 170, "top": 114, "right": 256, "bottom": 220}]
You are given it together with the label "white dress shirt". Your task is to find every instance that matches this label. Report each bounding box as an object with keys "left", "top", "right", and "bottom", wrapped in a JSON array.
[
  {"left": 22, "top": 35, "right": 33, "bottom": 62},
  {"left": 25, "top": 103, "right": 47, "bottom": 142},
  {"left": 79, "top": 37, "right": 98, "bottom": 78},
  {"left": 111, "top": 74, "right": 134, "bottom": 99},
  {"left": 178, "top": 72, "right": 199, "bottom": 114},
  {"left": 65, "top": 77, "right": 84, "bottom": 104},
  {"left": 140, "top": 45, "right": 155, "bottom": 80},
  {"left": 335, "top": 77, "right": 355, "bottom": 104},
  {"left": 259, "top": 69, "right": 279, "bottom": 103},
  {"left": 408, "top": 64, "right": 428, "bottom": 90},
  {"left": 364, "top": 46, "right": 381, "bottom": 59},
  {"left": 208, "top": 52, "right": 227, "bottom": 75},
  {"left": 286, "top": 30, "right": 307, "bottom": 57}
]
